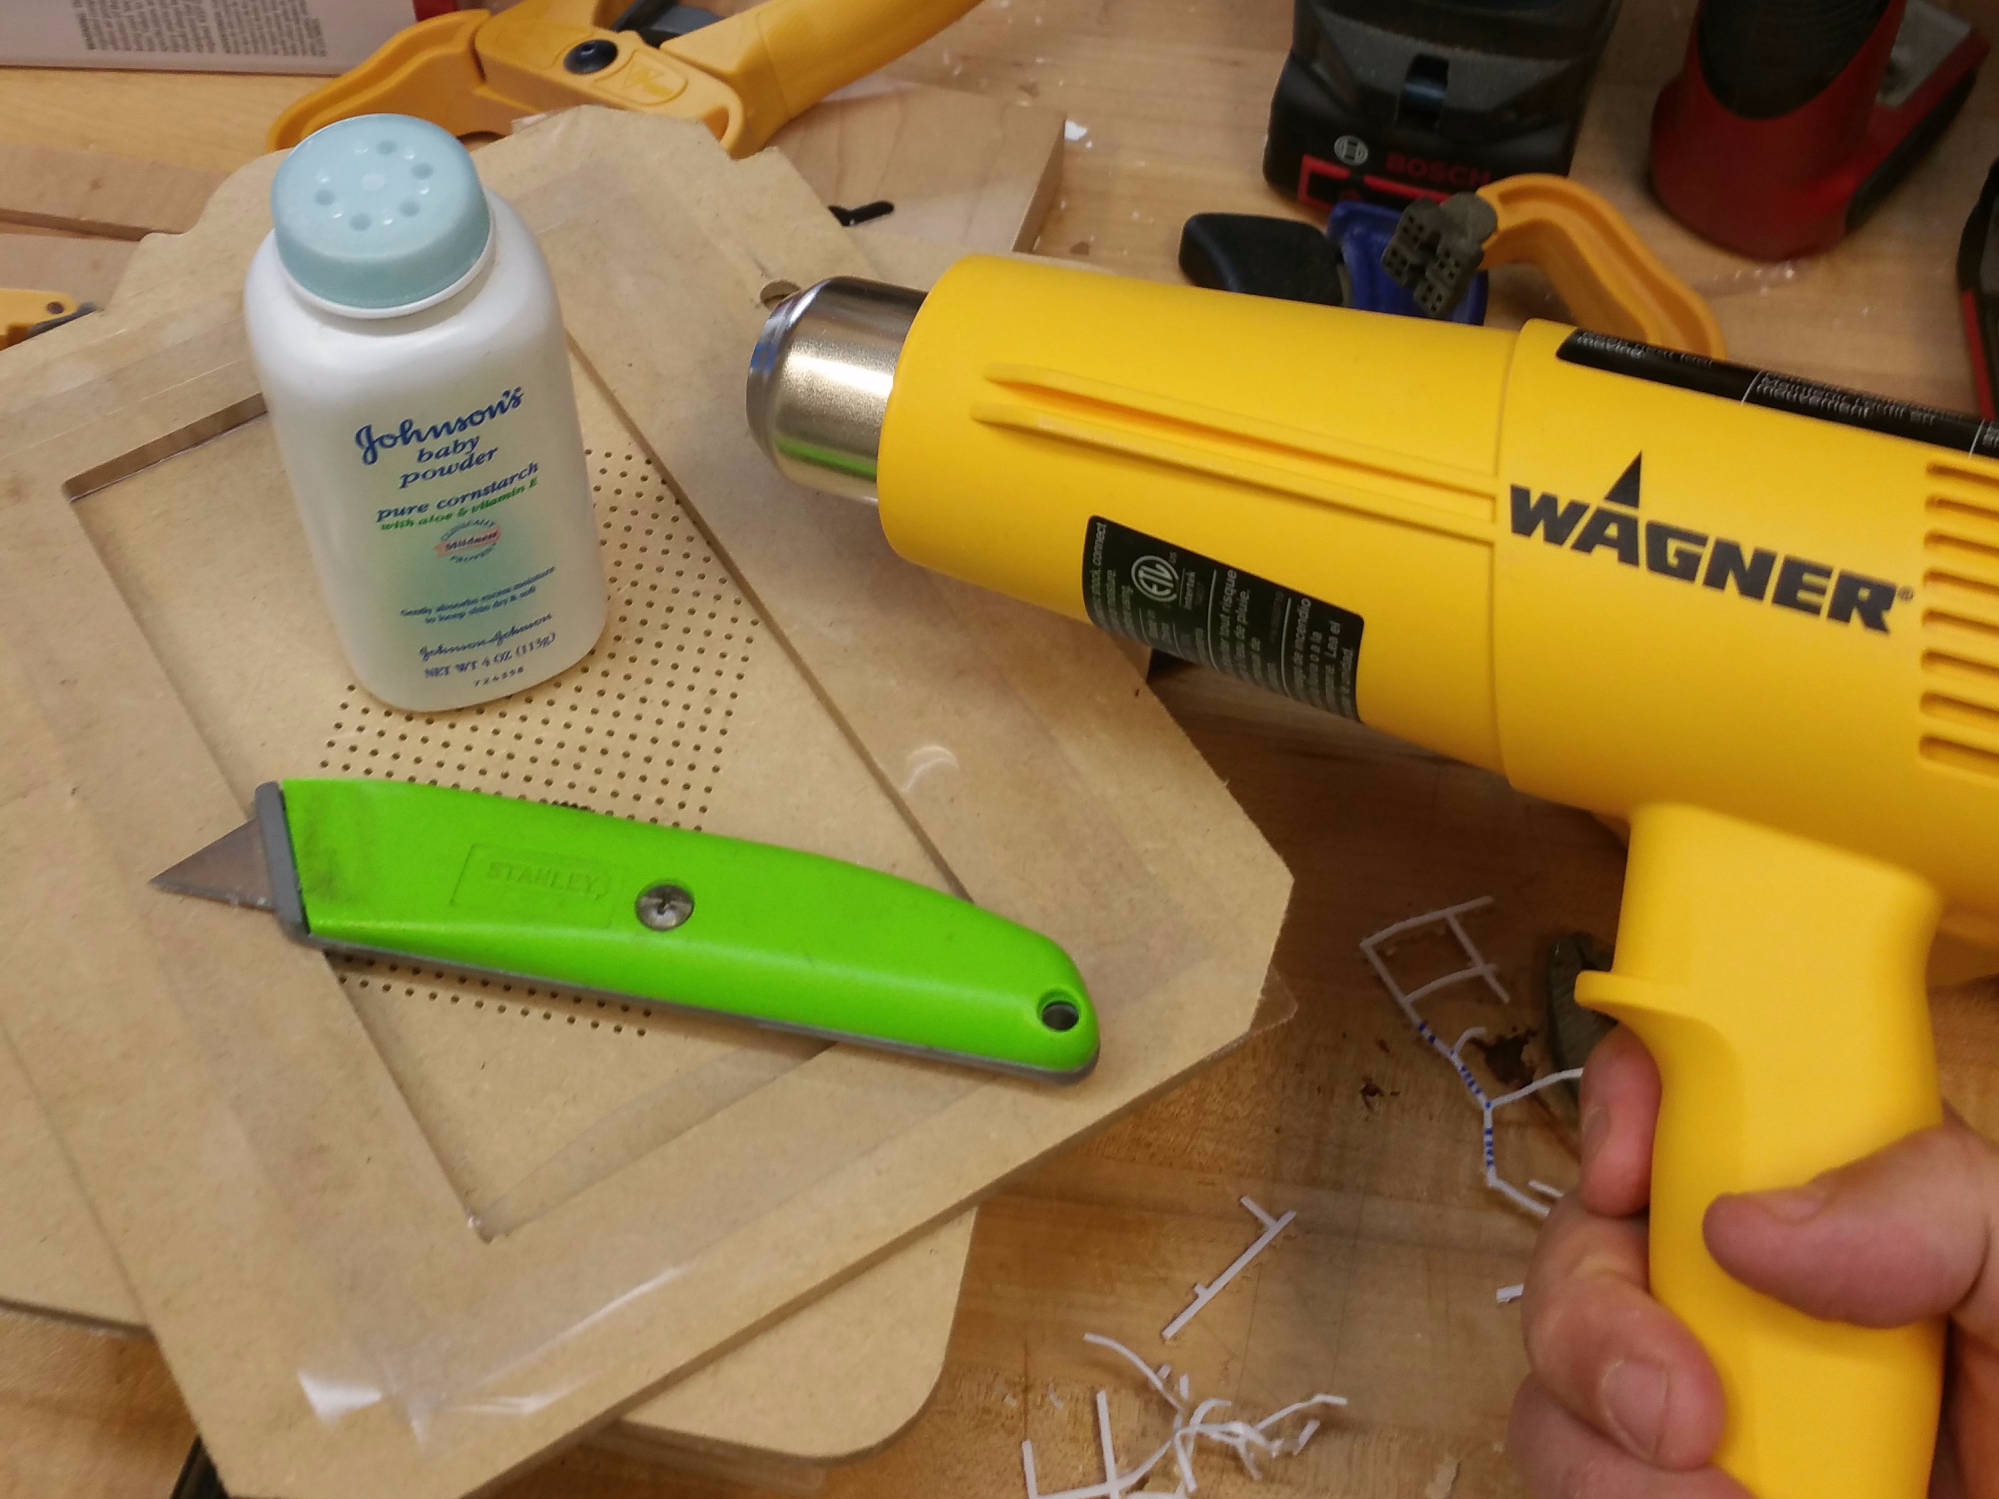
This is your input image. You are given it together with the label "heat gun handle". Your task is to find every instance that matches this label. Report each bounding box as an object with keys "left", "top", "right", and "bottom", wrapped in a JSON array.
[{"left": 1577, "top": 802, "right": 1946, "bottom": 1499}]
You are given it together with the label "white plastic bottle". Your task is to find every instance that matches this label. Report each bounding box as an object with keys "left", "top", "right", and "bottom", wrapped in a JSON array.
[{"left": 244, "top": 113, "right": 606, "bottom": 711}]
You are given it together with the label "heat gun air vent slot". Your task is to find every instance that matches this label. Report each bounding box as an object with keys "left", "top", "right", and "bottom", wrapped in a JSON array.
[
  {"left": 1928, "top": 462, "right": 1999, "bottom": 499},
  {"left": 1917, "top": 494, "right": 1999, "bottom": 782},
  {"left": 1921, "top": 692, "right": 1999, "bottom": 732},
  {"left": 1920, "top": 736, "right": 1999, "bottom": 782},
  {"left": 1927, "top": 528, "right": 1999, "bottom": 566},
  {"left": 1925, "top": 608, "right": 1999, "bottom": 643},
  {"left": 1926, "top": 568, "right": 1999, "bottom": 604},
  {"left": 1921, "top": 490, "right": 1999, "bottom": 635},
  {"left": 1922, "top": 648, "right": 1999, "bottom": 688},
  {"left": 1929, "top": 491, "right": 1999, "bottom": 522}
]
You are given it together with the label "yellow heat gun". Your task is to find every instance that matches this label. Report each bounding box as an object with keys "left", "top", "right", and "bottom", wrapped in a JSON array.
[{"left": 744, "top": 255, "right": 1999, "bottom": 1498}]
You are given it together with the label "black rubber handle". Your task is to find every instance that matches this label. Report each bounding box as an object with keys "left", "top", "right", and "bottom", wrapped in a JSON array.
[
  {"left": 1696, "top": 0, "right": 1891, "bottom": 117},
  {"left": 1178, "top": 214, "right": 1348, "bottom": 306}
]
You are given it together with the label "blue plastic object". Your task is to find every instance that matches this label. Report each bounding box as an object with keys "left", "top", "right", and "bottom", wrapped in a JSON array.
[
  {"left": 270, "top": 114, "right": 491, "bottom": 311},
  {"left": 1329, "top": 200, "right": 1487, "bottom": 325}
]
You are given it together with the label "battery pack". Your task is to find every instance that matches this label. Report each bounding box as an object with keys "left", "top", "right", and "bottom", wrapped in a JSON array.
[{"left": 1265, "top": 0, "right": 1621, "bottom": 209}]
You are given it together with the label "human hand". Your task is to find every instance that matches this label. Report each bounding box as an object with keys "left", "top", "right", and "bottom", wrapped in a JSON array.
[{"left": 1508, "top": 1025, "right": 1999, "bottom": 1498}]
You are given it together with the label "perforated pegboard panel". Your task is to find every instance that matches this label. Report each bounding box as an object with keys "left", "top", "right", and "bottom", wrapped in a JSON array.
[
  {"left": 74, "top": 366, "right": 942, "bottom": 1229},
  {"left": 60, "top": 361, "right": 971, "bottom": 1450},
  {"left": 318, "top": 447, "right": 754, "bottom": 823},
  {"left": 318, "top": 427, "right": 837, "bottom": 1223}
]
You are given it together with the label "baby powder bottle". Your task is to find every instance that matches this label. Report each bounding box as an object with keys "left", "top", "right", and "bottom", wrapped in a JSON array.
[{"left": 244, "top": 113, "right": 606, "bottom": 711}]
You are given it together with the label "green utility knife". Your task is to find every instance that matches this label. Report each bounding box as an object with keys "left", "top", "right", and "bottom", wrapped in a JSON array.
[{"left": 152, "top": 779, "right": 1098, "bottom": 1080}]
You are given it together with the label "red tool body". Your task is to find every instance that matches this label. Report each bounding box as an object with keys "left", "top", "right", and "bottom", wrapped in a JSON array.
[
  {"left": 1652, "top": 0, "right": 1985, "bottom": 260},
  {"left": 1960, "top": 159, "right": 1999, "bottom": 419}
]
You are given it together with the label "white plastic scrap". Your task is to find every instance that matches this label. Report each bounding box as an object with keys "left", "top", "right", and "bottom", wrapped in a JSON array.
[
  {"left": 1494, "top": 1283, "right": 1525, "bottom": 1306},
  {"left": 1020, "top": 1333, "right": 1345, "bottom": 1499},
  {"left": 1360, "top": 898, "right": 1584, "bottom": 1218},
  {"left": 1161, "top": 1197, "right": 1295, "bottom": 1340}
]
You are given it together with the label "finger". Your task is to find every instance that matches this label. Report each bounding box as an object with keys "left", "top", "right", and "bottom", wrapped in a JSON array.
[
  {"left": 1578, "top": 1025, "right": 1662, "bottom": 1219},
  {"left": 1523, "top": 1197, "right": 1728, "bottom": 1469},
  {"left": 1704, "top": 1120, "right": 1999, "bottom": 1341},
  {"left": 1508, "top": 1376, "right": 1753, "bottom": 1499}
]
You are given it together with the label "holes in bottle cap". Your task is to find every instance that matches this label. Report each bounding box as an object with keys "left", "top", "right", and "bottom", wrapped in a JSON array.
[
  {"left": 401, "top": 200, "right": 421, "bottom": 217},
  {"left": 412, "top": 162, "right": 434, "bottom": 179},
  {"left": 350, "top": 211, "right": 372, "bottom": 231},
  {"left": 1039, "top": 993, "right": 1081, "bottom": 1032},
  {"left": 376, "top": 138, "right": 398, "bottom": 155},
  {"left": 314, "top": 188, "right": 335, "bottom": 205}
]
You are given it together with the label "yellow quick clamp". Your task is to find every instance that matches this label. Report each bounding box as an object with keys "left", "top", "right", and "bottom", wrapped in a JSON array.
[
  {"left": 270, "top": 0, "right": 981, "bottom": 157},
  {"left": 2, "top": 288, "right": 87, "bottom": 349}
]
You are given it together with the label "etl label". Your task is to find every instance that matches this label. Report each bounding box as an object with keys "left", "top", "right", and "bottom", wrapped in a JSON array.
[{"left": 1080, "top": 516, "right": 1365, "bottom": 721}]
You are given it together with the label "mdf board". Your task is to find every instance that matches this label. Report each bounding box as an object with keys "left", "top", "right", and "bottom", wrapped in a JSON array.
[
  {"left": 0, "top": 107, "right": 1290, "bottom": 1499},
  {"left": 0, "top": 369, "right": 976, "bottom": 1474},
  {"left": 0, "top": 81, "right": 1064, "bottom": 1479},
  {"left": 0, "top": 140, "right": 224, "bottom": 237},
  {"left": 0, "top": 231, "right": 136, "bottom": 307}
]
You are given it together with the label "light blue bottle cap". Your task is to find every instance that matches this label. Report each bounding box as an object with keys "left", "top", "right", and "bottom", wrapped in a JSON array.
[{"left": 271, "top": 114, "right": 491, "bottom": 312}]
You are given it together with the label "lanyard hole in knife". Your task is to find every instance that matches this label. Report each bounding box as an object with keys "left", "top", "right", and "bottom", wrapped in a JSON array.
[{"left": 1039, "top": 993, "right": 1082, "bottom": 1032}]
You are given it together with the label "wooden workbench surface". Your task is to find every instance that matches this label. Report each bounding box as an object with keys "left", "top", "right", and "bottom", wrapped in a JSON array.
[{"left": 6, "top": 4, "right": 1999, "bottom": 1498}]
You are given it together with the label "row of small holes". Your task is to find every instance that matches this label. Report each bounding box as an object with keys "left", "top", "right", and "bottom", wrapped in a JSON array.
[
  {"left": 345, "top": 961, "right": 643, "bottom": 1033},
  {"left": 325, "top": 445, "right": 764, "bottom": 1030}
]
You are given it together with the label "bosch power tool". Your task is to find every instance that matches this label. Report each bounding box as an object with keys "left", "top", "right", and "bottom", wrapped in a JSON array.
[{"left": 1264, "top": 0, "right": 1622, "bottom": 208}]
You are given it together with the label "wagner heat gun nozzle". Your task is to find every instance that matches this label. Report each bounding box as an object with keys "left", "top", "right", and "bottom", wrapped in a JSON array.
[{"left": 745, "top": 276, "right": 925, "bottom": 503}]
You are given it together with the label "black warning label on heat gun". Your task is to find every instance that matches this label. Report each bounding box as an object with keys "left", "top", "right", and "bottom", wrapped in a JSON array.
[
  {"left": 1559, "top": 329, "right": 1999, "bottom": 458},
  {"left": 1082, "top": 516, "right": 1364, "bottom": 721}
]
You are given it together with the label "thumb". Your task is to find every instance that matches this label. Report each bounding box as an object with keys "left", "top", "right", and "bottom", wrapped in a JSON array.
[{"left": 1703, "top": 1118, "right": 1999, "bottom": 1343}]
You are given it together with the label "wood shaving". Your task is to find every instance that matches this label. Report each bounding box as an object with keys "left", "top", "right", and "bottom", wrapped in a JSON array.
[
  {"left": 1425, "top": 1456, "right": 1462, "bottom": 1498},
  {"left": 1021, "top": 1334, "right": 1344, "bottom": 1499}
]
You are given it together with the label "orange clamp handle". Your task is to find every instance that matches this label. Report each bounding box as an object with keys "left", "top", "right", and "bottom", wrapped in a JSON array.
[
  {"left": 270, "top": 10, "right": 521, "bottom": 148},
  {"left": 1479, "top": 175, "right": 1726, "bottom": 359},
  {"left": 666, "top": 0, "right": 980, "bottom": 155}
]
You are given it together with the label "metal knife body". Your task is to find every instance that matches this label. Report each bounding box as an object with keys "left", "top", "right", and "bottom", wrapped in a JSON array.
[{"left": 154, "top": 779, "right": 1098, "bottom": 1080}]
